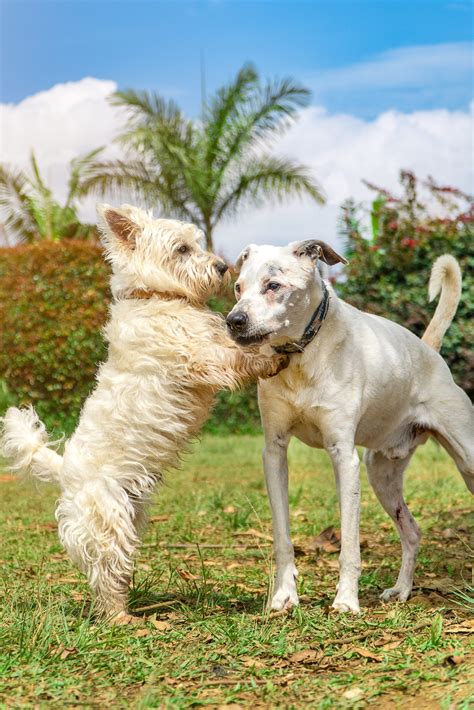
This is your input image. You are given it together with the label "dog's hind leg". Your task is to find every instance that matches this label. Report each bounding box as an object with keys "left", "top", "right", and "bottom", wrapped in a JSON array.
[
  {"left": 430, "top": 385, "right": 474, "bottom": 494},
  {"left": 57, "top": 479, "right": 141, "bottom": 623},
  {"left": 364, "top": 449, "right": 420, "bottom": 602}
]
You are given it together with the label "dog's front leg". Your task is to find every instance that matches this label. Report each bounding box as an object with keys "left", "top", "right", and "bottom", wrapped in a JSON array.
[
  {"left": 190, "top": 344, "right": 286, "bottom": 390},
  {"left": 263, "top": 432, "right": 299, "bottom": 610},
  {"left": 326, "top": 438, "right": 361, "bottom": 613}
]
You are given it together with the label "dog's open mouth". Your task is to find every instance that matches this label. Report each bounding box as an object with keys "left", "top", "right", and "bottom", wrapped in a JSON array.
[{"left": 229, "top": 331, "right": 272, "bottom": 346}]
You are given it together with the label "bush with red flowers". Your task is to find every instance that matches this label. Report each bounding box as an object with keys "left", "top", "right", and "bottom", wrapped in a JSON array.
[{"left": 339, "top": 171, "right": 473, "bottom": 397}]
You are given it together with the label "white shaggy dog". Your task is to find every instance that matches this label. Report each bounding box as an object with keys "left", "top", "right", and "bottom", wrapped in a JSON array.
[
  {"left": 226, "top": 240, "right": 473, "bottom": 613},
  {"left": 1, "top": 204, "right": 285, "bottom": 623}
]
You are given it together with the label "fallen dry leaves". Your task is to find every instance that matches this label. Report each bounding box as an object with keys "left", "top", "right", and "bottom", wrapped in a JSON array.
[
  {"left": 233, "top": 528, "right": 273, "bottom": 542},
  {"left": 445, "top": 620, "right": 474, "bottom": 634},
  {"left": 350, "top": 646, "right": 383, "bottom": 662},
  {"left": 288, "top": 649, "right": 322, "bottom": 664},
  {"left": 309, "top": 526, "right": 341, "bottom": 553}
]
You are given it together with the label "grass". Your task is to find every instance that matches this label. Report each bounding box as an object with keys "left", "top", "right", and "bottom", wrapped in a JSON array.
[{"left": 0, "top": 436, "right": 473, "bottom": 708}]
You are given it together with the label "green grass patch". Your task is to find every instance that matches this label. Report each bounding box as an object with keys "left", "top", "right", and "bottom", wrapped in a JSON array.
[{"left": 1, "top": 437, "right": 472, "bottom": 707}]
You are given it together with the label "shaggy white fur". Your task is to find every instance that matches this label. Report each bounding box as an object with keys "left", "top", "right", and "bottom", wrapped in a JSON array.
[{"left": 1, "top": 204, "right": 285, "bottom": 623}]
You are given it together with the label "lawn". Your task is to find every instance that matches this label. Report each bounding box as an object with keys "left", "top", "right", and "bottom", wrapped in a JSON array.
[{"left": 0, "top": 436, "right": 472, "bottom": 708}]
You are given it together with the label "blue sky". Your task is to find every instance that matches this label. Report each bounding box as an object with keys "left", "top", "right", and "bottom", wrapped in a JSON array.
[{"left": 2, "top": 0, "right": 472, "bottom": 118}]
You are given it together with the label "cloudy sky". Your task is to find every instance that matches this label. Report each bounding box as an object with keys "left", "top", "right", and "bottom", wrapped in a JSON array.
[{"left": 1, "top": 0, "right": 472, "bottom": 256}]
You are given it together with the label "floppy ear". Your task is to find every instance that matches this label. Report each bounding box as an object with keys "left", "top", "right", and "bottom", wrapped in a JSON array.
[
  {"left": 97, "top": 204, "right": 140, "bottom": 250},
  {"left": 293, "top": 239, "right": 348, "bottom": 266},
  {"left": 234, "top": 244, "right": 256, "bottom": 273}
]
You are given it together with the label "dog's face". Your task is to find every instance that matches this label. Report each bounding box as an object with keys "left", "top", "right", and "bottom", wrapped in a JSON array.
[
  {"left": 226, "top": 240, "right": 347, "bottom": 346},
  {"left": 97, "top": 204, "right": 229, "bottom": 302}
]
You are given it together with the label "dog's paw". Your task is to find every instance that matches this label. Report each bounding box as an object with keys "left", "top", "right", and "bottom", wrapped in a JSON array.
[
  {"left": 270, "top": 564, "right": 299, "bottom": 611},
  {"left": 331, "top": 595, "right": 360, "bottom": 614},
  {"left": 270, "top": 587, "right": 300, "bottom": 611},
  {"left": 380, "top": 585, "right": 411, "bottom": 603}
]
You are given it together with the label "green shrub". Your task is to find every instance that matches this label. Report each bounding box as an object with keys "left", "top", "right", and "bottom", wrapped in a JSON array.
[
  {"left": 0, "top": 243, "right": 260, "bottom": 435},
  {"left": 338, "top": 171, "right": 473, "bottom": 397},
  {"left": 0, "top": 379, "right": 15, "bottom": 416},
  {"left": 0, "top": 241, "right": 110, "bottom": 435}
]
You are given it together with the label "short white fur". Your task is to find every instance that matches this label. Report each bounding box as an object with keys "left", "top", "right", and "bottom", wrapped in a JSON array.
[{"left": 228, "top": 245, "right": 473, "bottom": 613}]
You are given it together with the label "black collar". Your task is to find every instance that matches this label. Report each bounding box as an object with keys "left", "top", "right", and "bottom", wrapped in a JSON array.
[{"left": 272, "top": 282, "right": 330, "bottom": 355}]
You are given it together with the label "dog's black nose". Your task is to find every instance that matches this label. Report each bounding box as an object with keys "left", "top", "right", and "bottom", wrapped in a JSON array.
[
  {"left": 215, "top": 260, "right": 229, "bottom": 276},
  {"left": 226, "top": 311, "right": 248, "bottom": 331}
]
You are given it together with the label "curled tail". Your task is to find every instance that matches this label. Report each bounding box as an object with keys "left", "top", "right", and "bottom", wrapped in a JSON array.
[
  {"left": 422, "top": 255, "right": 462, "bottom": 352},
  {"left": 0, "top": 406, "right": 63, "bottom": 482}
]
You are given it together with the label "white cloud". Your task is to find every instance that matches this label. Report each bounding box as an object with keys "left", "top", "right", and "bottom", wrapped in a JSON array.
[
  {"left": 1, "top": 77, "right": 472, "bottom": 258},
  {"left": 216, "top": 103, "right": 473, "bottom": 257},
  {"left": 314, "top": 42, "right": 472, "bottom": 91},
  {"left": 0, "top": 77, "right": 125, "bottom": 209},
  {"left": 308, "top": 42, "right": 473, "bottom": 115}
]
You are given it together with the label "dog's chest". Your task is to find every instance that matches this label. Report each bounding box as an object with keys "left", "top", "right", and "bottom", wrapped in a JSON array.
[{"left": 278, "top": 362, "right": 326, "bottom": 435}]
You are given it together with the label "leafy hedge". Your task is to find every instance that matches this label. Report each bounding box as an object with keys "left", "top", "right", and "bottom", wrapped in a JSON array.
[
  {"left": 0, "top": 242, "right": 260, "bottom": 435},
  {"left": 0, "top": 242, "right": 109, "bottom": 434}
]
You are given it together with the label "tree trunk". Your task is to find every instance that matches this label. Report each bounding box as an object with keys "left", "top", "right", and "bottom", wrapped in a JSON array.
[{"left": 203, "top": 219, "right": 214, "bottom": 252}]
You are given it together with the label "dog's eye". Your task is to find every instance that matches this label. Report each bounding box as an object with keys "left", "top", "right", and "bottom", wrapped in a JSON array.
[
  {"left": 235, "top": 283, "right": 241, "bottom": 294},
  {"left": 267, "top": 282, "right": 281, "bottom": 292},
  {"left": 177, "top": 244, "right": 189, "bottom": 255}
]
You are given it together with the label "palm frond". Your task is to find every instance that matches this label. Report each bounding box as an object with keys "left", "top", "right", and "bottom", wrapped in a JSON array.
[
  {"left": 77, "top": 158, "right": 201, "bottom": 225},
  {"left": 204, "top": 64, "right": 259, "bottom": 169},
  {"left": 67, "top": 148, "right": 105, "bottom": 207},
  {"left": 29, "top": 152, "right": 52, "bottom": 200},
  {"left": 215, "top": 156, "right": 325, "bottom": 222},
  {"left": 111, "top": 89, "right": 183, "bottom": 127},
  {"left": 0, "top": 164, "right": 37, "bottom": 242},
  {"left": 207, "top": 74, "right": 311, "bottom": 200}
]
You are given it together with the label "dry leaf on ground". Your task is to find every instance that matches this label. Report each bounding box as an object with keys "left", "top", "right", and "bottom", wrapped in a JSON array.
[
  {"left": 288, "top": 649, "right": 322, "bottom": 664},
  {"left": 309, "top": 526, "right": 341, "bottom": 553},
  {"left": 134, "top": 628, "right": 150, "bottom": 638},
  {"left": 177, "top": 568, "right": 199, "bottom": 581},
  {"left": 233, "top": 528, "right": 273, "bottom": 542},
  {"left": 51, "top": 644, "right": 77, "bottom": 660},
  {"left": 444, "top": 655, "right": 465, "bottom": 666},
  {"left": 151, "top": 619, "right": 171, "bottom": 631},
  {"left": 445, "top": 620, "right": 474, "bottom": 634},
  {"left": 351, "top": 646, "right": 383, "bottom": 662}
]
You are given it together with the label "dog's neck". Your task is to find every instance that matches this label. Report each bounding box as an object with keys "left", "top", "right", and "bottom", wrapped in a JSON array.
[{"left": 272, "top": 277, "right": 330, "bottom": 355}]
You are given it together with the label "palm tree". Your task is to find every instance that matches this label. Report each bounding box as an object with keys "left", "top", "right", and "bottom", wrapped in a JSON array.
[
  {"left": 0, "top": 151, "right": 99, "bottom": 244},
  {"left": 78, "top": 64, "right": 325, "bottom": 250}
]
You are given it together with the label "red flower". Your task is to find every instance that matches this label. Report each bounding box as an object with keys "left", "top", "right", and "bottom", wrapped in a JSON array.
[
  {"left": 400, "top": 238, "right": 419, "bottom": 248},
  {"left": 388, "top": 221, "right": 398, "bottom": 230}
]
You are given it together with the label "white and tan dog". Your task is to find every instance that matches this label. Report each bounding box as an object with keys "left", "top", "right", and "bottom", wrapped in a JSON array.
[
  {"left": 0, "top": 204, "right": 285, "bottom": 623},
  {"left": 226, "top": 240, "right": 473, "bottom": 613}
]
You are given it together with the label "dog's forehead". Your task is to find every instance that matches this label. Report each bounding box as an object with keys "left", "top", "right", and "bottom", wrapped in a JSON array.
[
  {"left": 153, "top": 218, "right": 202, "bottom": 244},
  {"left": 241, "top": 244, "right": 297, "bottom": 280}
]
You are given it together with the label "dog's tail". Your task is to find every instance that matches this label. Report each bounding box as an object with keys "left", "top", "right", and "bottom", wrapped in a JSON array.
[
  {"left": 422, "top": 255, "right": 462, "bottom": 352},
  {"left": 0, "top": 406, "right": 63, "bottom": 483}
]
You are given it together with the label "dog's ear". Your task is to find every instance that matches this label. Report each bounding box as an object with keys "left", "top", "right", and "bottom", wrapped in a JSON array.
[
  {"left": 97, "top": 204, "right": 140, "bottom": 250},
  {"left": 234, "top": 244, "right": 256, "bottom": 273},
  {"left": 293, "top": 239, "right": 348, "bottom": 266}
]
